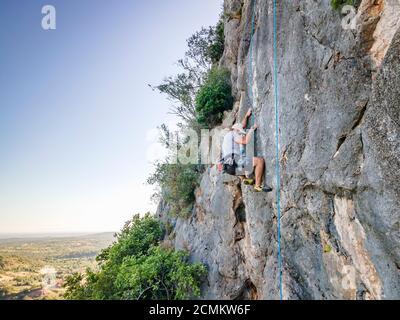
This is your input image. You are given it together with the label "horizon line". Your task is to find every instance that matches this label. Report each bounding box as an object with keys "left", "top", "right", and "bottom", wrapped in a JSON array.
[{"left": 0, "top": 231, "right": 117, "bottom": 238}]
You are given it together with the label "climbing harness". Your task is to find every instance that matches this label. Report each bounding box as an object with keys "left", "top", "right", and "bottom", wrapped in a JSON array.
[
  {"left": 223, "top": 132, "right": 238, "bottom": 175},
  {"left": 247, "top": 0, "right": 283, "bottom": 300}
]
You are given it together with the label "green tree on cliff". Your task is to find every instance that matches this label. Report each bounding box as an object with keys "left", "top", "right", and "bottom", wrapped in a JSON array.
[
  {"left": 151, "top": 18, "right": 225, "bottom": 127},
  {"left": 64, "top": 214, "right": 206, "bottom": 300}
]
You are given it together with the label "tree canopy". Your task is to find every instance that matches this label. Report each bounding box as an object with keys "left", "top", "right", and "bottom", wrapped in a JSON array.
[{"left": 63, "top": 214, "right": 206, "bottom": 300}]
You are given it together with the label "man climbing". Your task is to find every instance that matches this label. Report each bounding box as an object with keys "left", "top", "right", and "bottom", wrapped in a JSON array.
[{"left": 218, "top": 109, "right": 273, "bottom": 192}]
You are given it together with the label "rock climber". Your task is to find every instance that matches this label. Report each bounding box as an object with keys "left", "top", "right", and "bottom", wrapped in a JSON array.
[{"left": 218, "top": 109, "right": 273, "bottom": 192}]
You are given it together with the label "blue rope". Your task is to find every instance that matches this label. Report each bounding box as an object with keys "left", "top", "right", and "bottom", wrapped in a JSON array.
[
  {"left": 273, "top": 0, "right": 283, "bottom": 301},
  {"left": 248, "top": 0, "right": 282, "bottom": 301}
]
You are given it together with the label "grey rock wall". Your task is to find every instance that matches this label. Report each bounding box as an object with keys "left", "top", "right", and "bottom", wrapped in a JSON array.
[{"left": 158, "top": 0, "right": 400, "bottom": 300}]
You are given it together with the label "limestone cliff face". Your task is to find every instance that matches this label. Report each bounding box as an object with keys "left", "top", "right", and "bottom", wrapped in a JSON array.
[{"left": 158, "top": 0, "right": 400, "bottom": 299}]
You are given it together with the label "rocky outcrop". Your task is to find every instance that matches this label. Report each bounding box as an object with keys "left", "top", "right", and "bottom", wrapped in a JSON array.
[{"left": 158, "top": 0, "right": 400, "bottom": 299}]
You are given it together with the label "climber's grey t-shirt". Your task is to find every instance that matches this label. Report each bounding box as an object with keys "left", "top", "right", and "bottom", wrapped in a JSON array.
[{"left": 222, "top": 131, "right": 241, "bottom": 159}]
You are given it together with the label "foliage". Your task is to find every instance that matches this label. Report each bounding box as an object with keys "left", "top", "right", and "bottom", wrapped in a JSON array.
[
  {"left": 207, "top": 19, "right": 225, "bottom": 64},
  {"left": 148, "top": 18, "right": 226, "bottom": 214},
  {"left": 323, "top": 244, "right": 332, "bottom": 253},
  {"left": 154, "top": 73, "right": 198, "bottom": 127},
  {"left": 330, "top": 0, "right": 355, "bottom": 10},
  {"left": 63, "top": 272, "right": 86, "bottom": 300},
  {"left": 63, "top": 215, "right": 206, "bottom": 300},
  {"left": 96, "top": 214, "right": 164, "bottom": 265},
  {"left": 185, "top": 27, "right": 216, "bottom": 72},
  {"left": 152, "top": 19, "right": 225, "bottom": 127},
  {"left": 147, "top": 162, "right": 200, "bottom": 218},
  {"left": 115, "top": 247, "right": 206, "bottom": 300},
  {"left": 195, "top": 67, "right": 233, "bottom": 128}
]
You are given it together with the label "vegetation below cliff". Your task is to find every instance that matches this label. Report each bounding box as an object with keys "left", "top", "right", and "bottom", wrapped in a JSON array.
[{"left": 63, "top": 214, "right": 206, "bottom": 300}]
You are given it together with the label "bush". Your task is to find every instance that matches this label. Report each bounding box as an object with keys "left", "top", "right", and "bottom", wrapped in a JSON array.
[
  {"left": 195, "top": 67, "right": 233, "bottom": 128},
  {"left": 63, "top": 215, "right": 206, "bottom": 300},
  {"left": 148, "top": 163, "right": 200, "bottom": 218},
  {"left": 331, "top": 0, "right": 355, "bottom": 10},
  {"left": 96, "top": 214, "right": 164, "bottom": 265},
  {"left": 153, "top": 18, "right": 225, "bottom": 127},
  {"left": 115, "top": 247, "right": 206, "bottom": 300},
  {"left": 207, "top": 19, "right": 225, "bottom": 64}
]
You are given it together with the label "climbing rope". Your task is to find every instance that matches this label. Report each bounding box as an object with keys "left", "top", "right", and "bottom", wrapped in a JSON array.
[
  {"left": 273, "top": 0, "right": 283, "bottom": 301},
  {"left": 247, "top": 0, "right": 283, "bottom": 301}
]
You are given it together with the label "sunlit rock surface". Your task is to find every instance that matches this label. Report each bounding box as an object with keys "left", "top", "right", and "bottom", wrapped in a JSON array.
[{"left": 158, "top": 0, "right": 400, "bottom": 300}]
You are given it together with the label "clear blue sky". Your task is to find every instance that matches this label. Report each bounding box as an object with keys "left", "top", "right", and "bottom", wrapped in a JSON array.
[{"left": 0, "top": 0, "right": 222, "bottom": 234}]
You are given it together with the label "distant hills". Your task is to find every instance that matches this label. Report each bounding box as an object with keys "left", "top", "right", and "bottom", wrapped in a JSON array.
[{"left": 0, "top": 232, "right": 115, "bottom": 300}]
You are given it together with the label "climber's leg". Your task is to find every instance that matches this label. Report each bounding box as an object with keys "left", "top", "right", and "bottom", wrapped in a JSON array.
[
  {"left": 252, "top": 157, "right": 273, "bottom": 192},
  {"left": 253, "top": 157, "right": 264, "bottom": 187}
]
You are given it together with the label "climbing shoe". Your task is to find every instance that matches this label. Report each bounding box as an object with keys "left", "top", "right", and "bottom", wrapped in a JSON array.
[
  {"left": 254, "top": 185, "right": 273, "bottom": 193},
  {"left": 243, "top": 178, "right": 255, "bottom": 185}
]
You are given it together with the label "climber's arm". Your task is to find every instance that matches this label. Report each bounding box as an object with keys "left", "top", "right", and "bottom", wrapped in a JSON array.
[
  {"left": 235, "top": 125, "right": 257, "bottom": 145},
  {"left": 241, "top": 109, "right": 252, "bottom": 128},
  {"left": 235, "top": 136, "right": 246, "bottom": 145}
]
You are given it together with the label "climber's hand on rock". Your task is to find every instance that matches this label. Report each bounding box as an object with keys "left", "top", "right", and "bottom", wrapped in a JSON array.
[
  {"left": 246, "top": 109, "right": 252, "bottom": 118},
  {"left": 252, "top": 124, "right": 258, "bottom": 130}
]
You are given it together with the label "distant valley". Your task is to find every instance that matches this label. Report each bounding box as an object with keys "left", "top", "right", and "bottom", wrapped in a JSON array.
[{"left": 0, "top": 232, "right": 115, "bottom": 300}]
